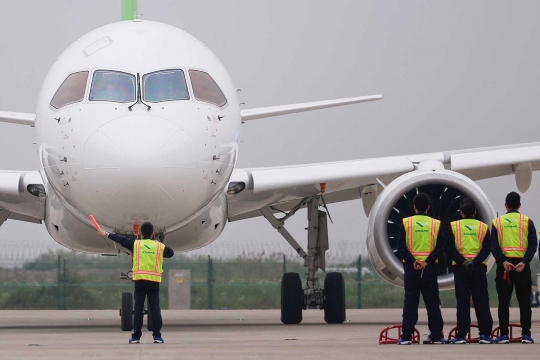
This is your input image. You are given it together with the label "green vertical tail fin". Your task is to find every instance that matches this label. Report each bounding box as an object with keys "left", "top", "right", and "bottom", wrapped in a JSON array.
[{"left": 121, "top": 0, "right": 138, "bottom": 21}]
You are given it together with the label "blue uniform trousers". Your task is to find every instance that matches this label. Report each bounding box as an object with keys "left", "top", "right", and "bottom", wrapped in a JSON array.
[
  {"left": 453, "top": 264, "right": 493, "bottom": 338},
  {"left": 132, "top": 280, "right": 163, "bottom": 340},
  {"left": 402, "top": 264, "right": 444, "bottom": 341},
  {"left": 495, "top": 262, "right": 532, "bottom": 336}
]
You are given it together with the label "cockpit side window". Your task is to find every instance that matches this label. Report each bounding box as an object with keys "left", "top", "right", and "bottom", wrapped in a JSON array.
[
  {"left": 143, "top": 70, "right": 190, "bottom": 103},
  {"left": 188, "top": 70, "right": 227, "bottom": 107},
  {"left": 89, "top": 70, "right": 136, "bottom": 103},
  {"left": 50, "top": 71, "right": 89, "bottom": 109}
]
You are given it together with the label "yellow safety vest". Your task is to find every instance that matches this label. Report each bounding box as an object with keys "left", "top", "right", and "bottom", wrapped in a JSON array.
[
  {"left": 402, "top": 215, "right": 441, "bottom": 262},
  {"left": 492, "top": 212, "right": 529, "bottom": 258},
  {"left": 450, "top": 219, "right": 488, "bottom": 265},
  {"left": 132, "top": 239, "right": 165, "bottom": 282}
]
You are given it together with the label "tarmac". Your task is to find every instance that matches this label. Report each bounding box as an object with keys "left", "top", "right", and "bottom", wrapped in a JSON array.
[{"left": 0, "top": 308, "right": 538, "bottom": 359}]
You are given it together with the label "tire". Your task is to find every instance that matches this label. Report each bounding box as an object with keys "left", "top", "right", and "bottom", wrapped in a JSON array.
[
  {"left": 121, "top": 292, "right": 133, "bottom": 331},
  {"left": 147, "top": 308, "right": 153, "bottom": 332},
  {"left": 324, "top": 272, "right": 346, "bottom": 324},
  {"left": 281, "top": 272, "right": 303, "bottom": 324}
]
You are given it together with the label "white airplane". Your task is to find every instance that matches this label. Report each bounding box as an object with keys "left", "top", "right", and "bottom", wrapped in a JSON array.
[{"left": 1, "top": 1, "right": 539, "bottom": 326}]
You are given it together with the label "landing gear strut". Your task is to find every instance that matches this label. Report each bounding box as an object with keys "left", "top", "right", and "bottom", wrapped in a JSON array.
[{"left": 261, "top": 196, "right": 346, "bottom": 324}]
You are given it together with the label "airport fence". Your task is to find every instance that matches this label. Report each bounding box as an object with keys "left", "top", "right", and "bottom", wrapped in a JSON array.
[{"left": 0, "top": 241, "right": 537, "bottom": 310}]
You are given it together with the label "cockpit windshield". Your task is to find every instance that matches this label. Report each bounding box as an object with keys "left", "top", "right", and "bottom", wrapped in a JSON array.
[
  {"left": 189, "top": 70, "right": 227, "bottom": 107},
  {"left": 89, "top": 70, "right": 136, "bottom": 103},
  {"left": 143, "top": 70, "right": 190, "bottom": 103},
  {"left": 50, "top": 71, "right": 89, "bottom": 109}
]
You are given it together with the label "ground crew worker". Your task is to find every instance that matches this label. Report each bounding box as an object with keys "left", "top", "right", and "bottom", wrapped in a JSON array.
[
  {"left": 396, "top": 193, "right": 445, "bottom": 345},
  {"left": 97, "top": 222, "right": 174, "bottom": 344},
  {"left": 446, "top": 198, "right": 493, "bottom": 344},
  {"left": 491, "top": 192, "right": 537, "bottom": 344}
]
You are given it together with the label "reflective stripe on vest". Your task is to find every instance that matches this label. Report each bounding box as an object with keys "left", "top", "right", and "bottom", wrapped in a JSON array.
[
  {"left": 450, "top": 219, "right": 488, "bottom": 265},
  {"left": 132, "top": 239, "right": 164, "bottom": 282},
  {"left": 492, "top": 213, "right": 529, "bottom": 258},
  {"left": 402, "top": 215, "right": 441, "bottom": 262}
]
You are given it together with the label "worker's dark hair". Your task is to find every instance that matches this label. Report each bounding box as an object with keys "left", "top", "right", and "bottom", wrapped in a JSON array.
[
  {"left": 460, "top": 198, "right": 476, "bottom": 217},
  {"left": 505, "top": 191, "right": 521, "bottom": 210},
  {"left": 141, "top": 222, "right": 154, "bottom": 238},
  {"left": 413, "top": 193, "right": 430, "bottom": 213}
]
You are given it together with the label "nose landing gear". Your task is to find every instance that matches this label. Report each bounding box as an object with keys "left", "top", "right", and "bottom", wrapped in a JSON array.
[
  {"left": 261, "top": 196, "right": 346, "bottom": 324},
  {"left": 119, "top": 270, "right": 153, "bottom": 332},
  {"left": 120, "top": 291, "right": 133, "bottom": 331}
]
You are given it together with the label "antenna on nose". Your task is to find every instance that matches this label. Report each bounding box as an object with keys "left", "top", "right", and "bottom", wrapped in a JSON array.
[{"left": 121, "top": 0, "right": 138, "bottom": 21}]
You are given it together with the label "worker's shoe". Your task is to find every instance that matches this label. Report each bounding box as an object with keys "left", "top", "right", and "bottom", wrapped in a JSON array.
[
  {"left": 450, "top": 337, "right": 467, "bottom": 344},
  {"left": 479, "top": 335, "right": 494, "bottom": 344},
  {"left": 429, "top": 339, "right": 445, "bottom": 344},
  {"left": 521, "top": 335, "right": 534, "bottom": 344},
  {"left": 128, "top": 338, "right": 140, "bottom": 344},
  {"left": 397, "top": 337, "right": 412, "bottom": 345},
  {"left": 494, "top": 334, "right": 510, "bottom": 344},
  {"left": 153, "top": 336, "right": 164, "bottom": 344}
]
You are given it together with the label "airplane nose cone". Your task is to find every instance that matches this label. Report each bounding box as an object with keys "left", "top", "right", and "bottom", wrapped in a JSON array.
[{"left": 83, "top": 115, "right": 198, "bottom": 226}]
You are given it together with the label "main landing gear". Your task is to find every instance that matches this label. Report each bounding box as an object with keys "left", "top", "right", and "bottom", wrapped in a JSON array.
[
  {"left": 119, "top": 270, "right": 153, "bottom": 332},
  {"left": 261, "top": 196, "right": 346, "bottom": 324}
]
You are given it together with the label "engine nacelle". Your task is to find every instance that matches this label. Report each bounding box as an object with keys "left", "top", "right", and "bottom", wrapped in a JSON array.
[{"left": 367, "top": 169, "right": 496, "bottom": 290}]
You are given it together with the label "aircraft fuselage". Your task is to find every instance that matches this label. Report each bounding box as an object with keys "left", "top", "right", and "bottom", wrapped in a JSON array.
[{"left": 34, "top": 20, "right": 240, "bottom": 253}]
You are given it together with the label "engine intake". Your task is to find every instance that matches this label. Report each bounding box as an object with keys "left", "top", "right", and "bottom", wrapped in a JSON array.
[{"left": 367, "top": 169, "right": 495, "bottom": 290}]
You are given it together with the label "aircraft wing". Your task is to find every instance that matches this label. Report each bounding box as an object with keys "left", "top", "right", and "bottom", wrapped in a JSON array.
[
  {"left": 0, "top": 171, "right": 46, "bottom": 226},
  {"left": 240, "top": 95, "right": 382, "bottom": 122},
  {"left": 0, "top": 111, "right": 35, "bottom": 126},
  {"left": 0, "top": 111, "right": 43, "bottom": 225},
  {"left": 227, "top": 142, "right": 540, "bottom": 221}
]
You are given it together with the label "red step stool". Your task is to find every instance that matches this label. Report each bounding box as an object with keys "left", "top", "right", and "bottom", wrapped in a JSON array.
[
  {"left": 379, "top": 325, "right": 420, "bottom": 344},
  {"left": 491, "top": 324, "right": 522, "bottom": 343},
  {"left": 447, "top": 324, "right": 480, "bottom": 343}
]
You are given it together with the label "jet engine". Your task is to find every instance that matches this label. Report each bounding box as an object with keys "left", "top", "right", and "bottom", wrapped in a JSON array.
[{"left": 366, "top": 168, "right": 496, "bottom": 290}]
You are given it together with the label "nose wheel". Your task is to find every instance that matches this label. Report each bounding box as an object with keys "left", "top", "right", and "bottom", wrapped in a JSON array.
[
  {"left": 120, "top": 292, "right": 133, "bottom": 331},
  {"left": 119, "top": 270, "right": 155, "bottom": 332}
]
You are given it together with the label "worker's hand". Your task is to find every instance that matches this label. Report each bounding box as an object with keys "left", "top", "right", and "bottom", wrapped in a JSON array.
[
  {"left": 463, "top": 260, "right": 474, "bottom": 272},
  {"left": 515, "top": 262, "right": 526, "bottom": 273},
  {"left": 413, "top": 260, "right": 423, "bottom": 271},
  {"left": 420, "top": 261, "right": 428, "bottom": 269},
  {"left": 98, "top": 229, "right": 109, "bottom": 237},
  {"left": 503, "top": 261, "right": 514, "bottom": 271}
]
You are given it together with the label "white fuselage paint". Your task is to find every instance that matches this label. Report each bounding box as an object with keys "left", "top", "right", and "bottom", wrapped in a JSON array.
[{"left": 35, "top": 20, "right": 240, "bottom": 254}]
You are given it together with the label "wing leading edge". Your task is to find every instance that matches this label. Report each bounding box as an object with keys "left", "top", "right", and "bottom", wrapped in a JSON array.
[
  {"left": 0, "top": 111, "right": 35, "bottom": 126},
  {"left": 227, "top": 142, "right": 540, "bottom": 222},
  {"left": 240, "top": 95, "right": 382, "bottom": 122}
]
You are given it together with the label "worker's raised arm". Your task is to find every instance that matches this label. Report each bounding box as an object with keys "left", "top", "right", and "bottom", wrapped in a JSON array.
[
  {"left": 163, "top": 246, "right": 174, "bottom": 258},
  {"left": 104, "top": 231, "right": 135, "bottom": 252}
]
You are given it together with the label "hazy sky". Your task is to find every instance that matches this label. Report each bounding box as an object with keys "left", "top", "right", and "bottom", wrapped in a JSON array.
[{"left": 0, "top": 1, "right": 539, "bottom": 255}]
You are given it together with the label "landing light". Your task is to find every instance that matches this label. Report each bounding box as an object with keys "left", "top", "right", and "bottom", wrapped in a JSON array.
[
  {"left": 27, "top": 184, "right": 46, "bottom": 197},
  {"left": 227, "top": 182, "right": 245, "bottom": 195}
]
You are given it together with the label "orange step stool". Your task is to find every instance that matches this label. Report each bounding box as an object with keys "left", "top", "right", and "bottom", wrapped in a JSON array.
[
  {"left": 379, "top": 325, "right": 420, "bottom": 344},
  {"left": 491, "top": 324, "right": 522, "bottom": 343},
  {"left": 447, "top": 324, "right": 480, "bottom": 343}
]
